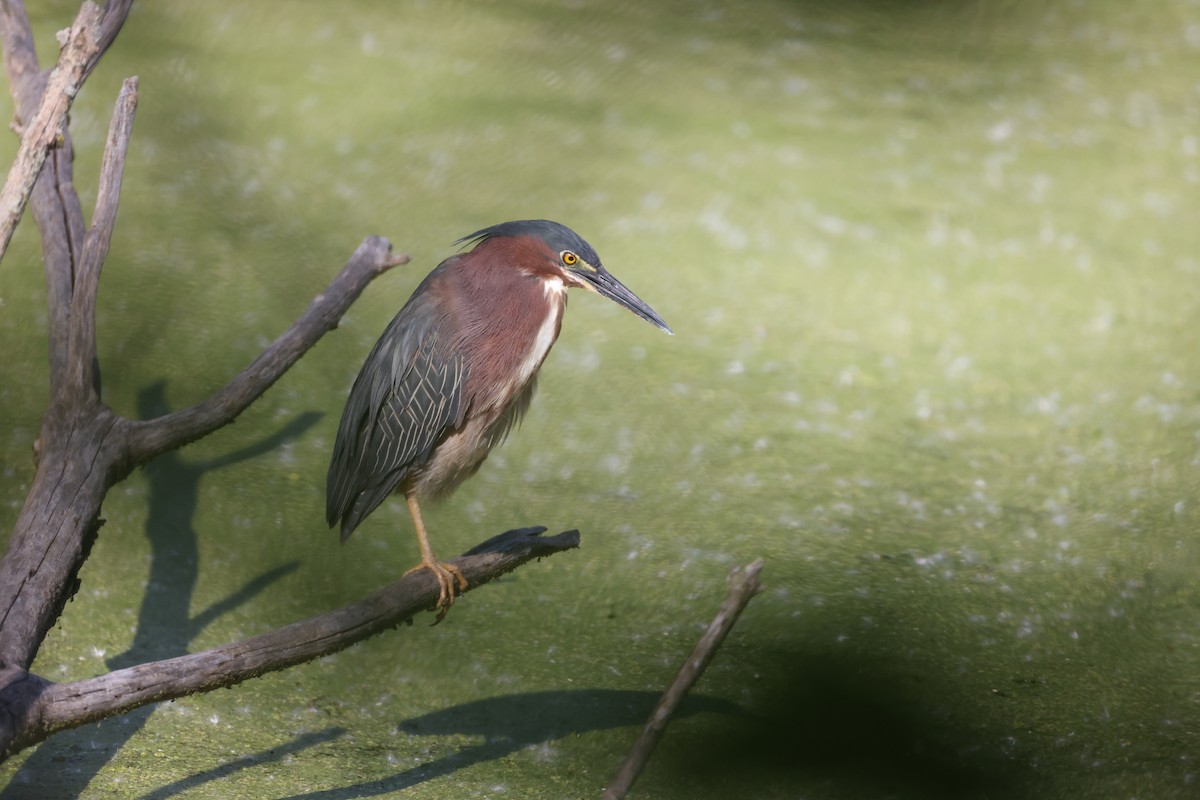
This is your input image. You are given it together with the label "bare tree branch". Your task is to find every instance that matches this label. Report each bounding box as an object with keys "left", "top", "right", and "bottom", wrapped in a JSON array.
[
  {"left": 602, "top": 559, "right": 765, "bottom": 800},
  {"left": 0, "top": 409, "right": 121, "bottom": 671},
  {"left": 65, "top": 75, "right": 137, "bottom": 397},
  {"left": 2, "top": 528, "right": 580, "bottom": 758},
  {"left": 0, "top": 0, "right": 134, "bottom": 392},
  {"left": 0, "top": 1, "right": 102, "bottom": 263},
  {"left": 122, "top": 237, "right": 411, "bottom": 462}
]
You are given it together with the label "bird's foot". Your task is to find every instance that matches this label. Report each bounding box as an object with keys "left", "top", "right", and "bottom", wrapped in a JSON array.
[{"left": 404, "top": 558, "right": 468, "bottom": 622}]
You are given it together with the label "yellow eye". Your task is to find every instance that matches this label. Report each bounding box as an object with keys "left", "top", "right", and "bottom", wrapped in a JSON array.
[{"left": 561, "top": 251, "right": 578, "bottom": 266}]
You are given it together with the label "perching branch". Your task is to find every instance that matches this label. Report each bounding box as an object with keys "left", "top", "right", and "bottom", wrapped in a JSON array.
[
  {"left": 5, "top": 528, "right": 580, "bottom": 756},
  {"left": 602, "top": 559, "right": 765, "bottom": 800}
]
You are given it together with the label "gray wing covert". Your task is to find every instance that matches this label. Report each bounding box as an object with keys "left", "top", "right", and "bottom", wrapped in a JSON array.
[{"left": 326, "top": 298, "right": 464, "bottom": 541}]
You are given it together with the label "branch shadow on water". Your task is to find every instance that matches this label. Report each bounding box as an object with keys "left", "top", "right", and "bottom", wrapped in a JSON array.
[{"left": 0, "top": 381, "right": 323, "bottom": 800}]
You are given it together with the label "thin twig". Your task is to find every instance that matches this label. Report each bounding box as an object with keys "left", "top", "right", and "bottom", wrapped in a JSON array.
[
  {"left": 602, "top": 559, "right": 764, "bottom": 800},
  {"left": 0, "top": 1, "right": 102, "bottom": 264}
]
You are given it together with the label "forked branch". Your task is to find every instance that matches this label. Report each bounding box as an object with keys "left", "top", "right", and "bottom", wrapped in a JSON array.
[
  {"left": 0, "top": 0, "right": 135, "bottom": 390},
  {"left": 65, "top": 75, "right": 138, "bottom": 397}
]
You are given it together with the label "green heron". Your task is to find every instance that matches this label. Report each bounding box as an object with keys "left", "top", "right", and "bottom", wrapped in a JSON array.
[{"left": 326, "top": 219, "right": 671, "bottom": 615}]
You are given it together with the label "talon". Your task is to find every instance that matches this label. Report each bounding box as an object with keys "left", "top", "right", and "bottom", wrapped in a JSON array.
[{"left": 404, "top": 558, "right": 468, "bottom": 620}]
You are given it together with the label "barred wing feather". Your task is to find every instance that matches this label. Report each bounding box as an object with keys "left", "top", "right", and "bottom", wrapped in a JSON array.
[{"left": 326, "top": 301, "right": 464, "bottom": 541}]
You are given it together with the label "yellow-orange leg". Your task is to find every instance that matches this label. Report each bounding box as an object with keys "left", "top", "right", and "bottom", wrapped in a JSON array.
[{"left": 402, "top": 494, "right": 467, "bottom": 618}]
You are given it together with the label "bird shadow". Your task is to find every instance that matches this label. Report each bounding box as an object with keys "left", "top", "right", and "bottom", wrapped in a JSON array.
[
  {"left": 0, "top": 381, "right": 321, "bottom": 800},
  {"left": 271, "top": 688, "right": 744, "bottom": 800}
]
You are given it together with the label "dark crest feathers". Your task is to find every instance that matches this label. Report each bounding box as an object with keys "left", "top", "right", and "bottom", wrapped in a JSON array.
[{"left": 455, "top": 219, "right": 601, "bottom": 267}]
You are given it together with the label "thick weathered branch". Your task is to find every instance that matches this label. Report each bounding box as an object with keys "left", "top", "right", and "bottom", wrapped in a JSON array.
[
  {"left": 2, "top": 528, "right": 580, "bottom": 758},
  {"left": 65, "top": 75, "right": 137, "bottom": 397},
  {"left": 122, "top": 237, "right": 410, "bottom": 462},
  {"left": 0, "top": 409, "right": 122, "bottom": 670},
  {"left": 0, "top": 1, "right": 102, "bottom": 263},
  {"left": 602, "top": 559, "right": 764, "bottom": 800}
]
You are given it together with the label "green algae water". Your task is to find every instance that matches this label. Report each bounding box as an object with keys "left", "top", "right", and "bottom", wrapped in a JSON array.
[{"left": 2, "top": 1, "right": 1199, "bottom": 797}]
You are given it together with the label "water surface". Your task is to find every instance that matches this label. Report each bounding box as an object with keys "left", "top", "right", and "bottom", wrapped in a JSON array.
[{"left": 1, "top": 1, "right": 1199, "bottom": 797}]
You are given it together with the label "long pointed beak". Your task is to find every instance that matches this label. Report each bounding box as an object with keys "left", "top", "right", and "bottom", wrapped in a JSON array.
[{"left": 584, "top": 266, "right": 673, "bottom": 334}]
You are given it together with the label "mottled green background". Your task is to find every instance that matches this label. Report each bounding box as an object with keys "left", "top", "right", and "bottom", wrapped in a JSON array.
[{"left": 2, "top": 1, "right": 1199, "bottom": 798}]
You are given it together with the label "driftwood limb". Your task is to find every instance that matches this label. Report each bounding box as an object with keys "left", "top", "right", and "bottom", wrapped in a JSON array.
[
  {"left": 602, "top": 559, "right": 764, "bottom": 800},
  {"left": 3, "top": 528, "right": 580, "bottom": 757}
]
